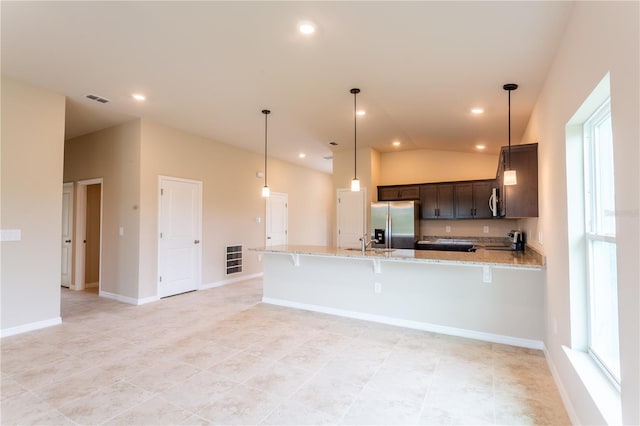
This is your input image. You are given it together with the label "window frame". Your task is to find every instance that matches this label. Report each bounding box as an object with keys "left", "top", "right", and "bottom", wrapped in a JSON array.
[{"left": 582, "top": 97, "right": 620, "bottom": 387}]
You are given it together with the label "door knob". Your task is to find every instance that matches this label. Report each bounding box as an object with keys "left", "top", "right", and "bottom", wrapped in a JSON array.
[
  {"left": 267, "top": 236, "right": 272, "bottom": 239},
  {"left": 194, "top": 240, "right": 200, "bottom": 244},
  {"left": 65, "top": 239, "right": 71, "bottom": 243}
]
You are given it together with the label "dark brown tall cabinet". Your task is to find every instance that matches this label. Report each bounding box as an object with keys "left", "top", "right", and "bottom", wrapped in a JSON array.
[{"left": 497, "top": 143, "right": 538, "bottom": 217}]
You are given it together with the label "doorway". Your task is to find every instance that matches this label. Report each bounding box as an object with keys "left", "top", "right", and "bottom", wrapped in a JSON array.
[
  {"left": 158, "top": 176, "right": 203, "bottom": 298},
  {"left": 73, "top": 179, "right": 104, "bottom": 292},
  {"left": 61, "top": 183, "right": 74, "bottom": 288},
  {"left": 266, "top": 192, "right": 288, "bottom": 247},
  {"left": 336, "top": 188, "right": 367, "bottom": 248}
]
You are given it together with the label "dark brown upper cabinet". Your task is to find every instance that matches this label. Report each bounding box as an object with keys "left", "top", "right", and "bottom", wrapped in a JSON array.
[
  {"left": 454, "top": 180, "right": 495, "bottom": 219},
  {"left": 497, "top": 143, "right": 538, "bottom": 218},
  {"left": 377, "top": 185, "right": 420, "bottom": 201},
  {"left": 420, "top": 183, "right": 454, "bottom": 219}
]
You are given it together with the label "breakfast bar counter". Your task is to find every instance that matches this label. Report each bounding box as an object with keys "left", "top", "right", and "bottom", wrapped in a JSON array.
[
  {"left": 252, "top": 245, "right": 546, "bottom": 349},
  {"left": 254, "top": 244, "right": 545, "bottom": 270}
]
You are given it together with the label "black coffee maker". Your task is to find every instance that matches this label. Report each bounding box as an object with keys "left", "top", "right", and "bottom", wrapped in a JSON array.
[{"left": 508, "top": 230, "right": 525, "bottom": 251}]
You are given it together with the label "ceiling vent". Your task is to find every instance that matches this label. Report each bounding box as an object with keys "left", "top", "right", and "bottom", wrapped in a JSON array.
[{"left": 85, "top": 93, "right": 110, "bottom": 104}]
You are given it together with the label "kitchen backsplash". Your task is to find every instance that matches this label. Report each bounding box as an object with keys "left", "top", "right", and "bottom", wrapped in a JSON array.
[{"left": 420, "top": 219, "right": 519, "bottom": 239}]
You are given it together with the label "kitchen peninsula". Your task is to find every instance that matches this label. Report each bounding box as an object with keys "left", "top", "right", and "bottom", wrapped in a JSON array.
[{"left": 254, "top": 245, "right": 545, "bottom": 349}]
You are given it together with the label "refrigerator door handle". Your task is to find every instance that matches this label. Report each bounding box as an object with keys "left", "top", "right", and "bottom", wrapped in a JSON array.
[{"left": 386, "top": 213, "right": 392, "bottom": 249}]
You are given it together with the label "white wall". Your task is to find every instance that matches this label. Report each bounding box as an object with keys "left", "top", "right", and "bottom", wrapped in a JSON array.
[
  {"left": 1, "top": 76, "right": 66, "bottom": 334},
  {"left": 520, "top": 2, "right": 639, "bottom": 424}
]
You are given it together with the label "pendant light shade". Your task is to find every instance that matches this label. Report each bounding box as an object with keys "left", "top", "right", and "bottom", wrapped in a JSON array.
[
  {"left": 504, "top": 169, "right": 517, "bottom": 186},
  {"left": 503, "top": 83, "right": 518, "bottom": 186},
  {"left": 261, "top": 109, "right": 271, "bottom": 197},
  {"left": 350, "top": 88, "right": 361, "bottom": 192}
]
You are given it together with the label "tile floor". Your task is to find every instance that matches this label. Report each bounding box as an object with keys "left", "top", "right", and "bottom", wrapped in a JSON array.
[{"left": 1, "top": 278, "right": 571, "bottom": 425}]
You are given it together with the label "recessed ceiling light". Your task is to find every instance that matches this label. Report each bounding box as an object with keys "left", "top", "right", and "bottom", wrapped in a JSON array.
[
  {"left": 476, "top": 144, "right": 486, "bottom": 150},
  {"left": 471, "top": 108, "right": 484, "bottom": 114},
  {"left": 132, "top": 93, "right": 146, "bottom": 101},
  {"left": 356, "top": 110, "right": 366, "bottom": 116},
  {"left": 298, "top": 22, "right": 316, "bottom": 35},
  {"left": 392, "top": 141, "right": 401, "bottom": 147},
  {"left": 299, "top": 153, "right": 306, "bottom": 158}
]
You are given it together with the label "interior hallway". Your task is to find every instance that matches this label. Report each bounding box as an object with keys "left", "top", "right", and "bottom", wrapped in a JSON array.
[{"left": 1, "top": 278, "right": 569, "bottom": 425}]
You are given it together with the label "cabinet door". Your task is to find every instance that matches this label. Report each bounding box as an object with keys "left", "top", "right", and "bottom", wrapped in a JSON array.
[
  {"left": 437, "top": 184, "right": 455, "bottom": 219},
  {"left": 454, "top": 183, "right": 474, "bottom": 219},
  {"left": 501, "top": 145, "right": 538, "bottom": 218},
  {"left": 472, "top": 181, "right": 494, "bottom": 218},
  {"left": 420, "top": 185, "right": 438, "bottom": 219},
  {"left": 378, "top": 185, "right": 419, "bottom": 201}
]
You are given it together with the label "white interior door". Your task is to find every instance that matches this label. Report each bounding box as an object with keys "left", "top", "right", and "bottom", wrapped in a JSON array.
[
  {"left": 61, "top": 182, "right": 74, "bottom": 287},
  {"left": 266, "top": 192, "right": 288, "bottom": 247},
  {"left": 158, "top": 177, "right": 202, "bottom": 298},
  {"left": 337, "top": 188, "right": 366, "bottom": 248}
]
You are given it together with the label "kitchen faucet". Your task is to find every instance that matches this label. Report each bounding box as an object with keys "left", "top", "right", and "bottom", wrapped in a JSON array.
[{"left": 359, "top": 235, "right": 378, "bottom": 253}]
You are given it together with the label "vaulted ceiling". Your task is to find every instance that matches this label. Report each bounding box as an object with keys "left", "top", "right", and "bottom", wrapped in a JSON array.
[{"left": 1, "top": 1, "right": 574, "bottom": 173}]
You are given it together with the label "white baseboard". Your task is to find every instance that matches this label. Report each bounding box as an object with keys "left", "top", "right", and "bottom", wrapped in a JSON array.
[
  {"left": 1, "top": 317, "right": 62, "bottom": 338},
  {"left": 201, "top": 272, "right": 263, "bottom": 290},
  {"left": 544, "top": 346, "right": 581, "bottom": 425},
  {"left": 262, "top": 297, "right": 543, "bottom": 350},
  {"left": 99, "top": 291, "right": 159, "bottom": 306}
]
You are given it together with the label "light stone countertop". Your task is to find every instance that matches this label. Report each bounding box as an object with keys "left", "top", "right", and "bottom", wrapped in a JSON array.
[{"left": 252, "top": 244, "right": 545, "bottom": 270}]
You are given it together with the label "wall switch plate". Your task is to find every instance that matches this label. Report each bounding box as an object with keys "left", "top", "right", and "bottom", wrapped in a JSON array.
[
  {"left": 445, "top": 226, "right": 451, "bottom": 233},
  {"left": 0, "top": 229, "right": 21, "bottom": 242},
  {"left": 482, "top": 265, "right": 492, "bottom": 283},
  {"left": 374, "top": 282, "right": 382, "bottom": 293},
  {"left": 483, "top": 226, "right": 489, "bottom": 234},
  {"left": 256, "top": 217, "right": 262, "bottom": 224},
  {"left": 119, "top": 227, "right": 124, "bottom": 236}
]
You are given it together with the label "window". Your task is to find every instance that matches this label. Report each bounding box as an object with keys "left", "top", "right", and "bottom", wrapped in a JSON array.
[{"left": 582, "top": 98, "right": 620, "bottom": 384}]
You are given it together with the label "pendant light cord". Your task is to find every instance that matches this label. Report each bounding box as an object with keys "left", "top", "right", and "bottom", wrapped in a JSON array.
[
  {"left": 508, "top": 89, "right": 511, "bottom": 170},
  {"left": 503, "top": 83, "right": 518, "bottom": 171},
  {"left": 262, "top": 109, "right": 270, "bottom": 187},
  {"left": 353, "top": 91, "right": 357, "bottom": 179},
  {"left": 351, "top": 88, "right": 360, "bottom": 180}
]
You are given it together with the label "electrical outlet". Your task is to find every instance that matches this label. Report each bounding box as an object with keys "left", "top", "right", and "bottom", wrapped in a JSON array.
[
  {"left": 374, "top": 282, "right": 382, "bottom": 293},
  {"left": 445, "top": 226, "right": 451, "bottom": 233},
  {"left": 483, "top": 225, "right": 489, "bottom": 234},
  {"left": 482, "top": 266, "right": 492, "bottom": 283}
]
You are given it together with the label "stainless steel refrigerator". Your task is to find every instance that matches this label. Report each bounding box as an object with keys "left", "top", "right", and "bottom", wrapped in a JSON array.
[{"left": 371, "top": 201, "right": 420, "bottom": 249}]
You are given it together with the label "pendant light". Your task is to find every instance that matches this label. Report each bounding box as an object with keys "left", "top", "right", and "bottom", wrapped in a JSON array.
[
  {"left": 503, "top": 83, "right": 518, "bottom": 186},
  {"left": 261, "top": 109, "right": 271, "bottom": 197},
  {"left": 350, "top": 88, "right": 361, "bottom": 192}
]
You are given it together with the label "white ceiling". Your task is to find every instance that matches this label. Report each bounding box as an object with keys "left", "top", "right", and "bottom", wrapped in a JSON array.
[{"left": 1, "top": 1, "right": 574, "bottom": 173}]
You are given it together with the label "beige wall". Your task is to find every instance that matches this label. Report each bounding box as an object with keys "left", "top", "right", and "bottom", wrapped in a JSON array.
[
  {"left": 1, "top": 76, "right": 65, "bottom": 332},
  {"left": 519, "top": 2, "right": 639, "bottom": 424},
  {"left": 379, "top": 149, "right": 498, "bottom": 185},
  {"left": 63, "top": 121, "right": 142, "bottom": 299},
  {"left": 138, "top": 120, "right": 333, "bottom": 299},
  {"left": 420, "top": 219, "right": 518, "bottom": 240}
]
